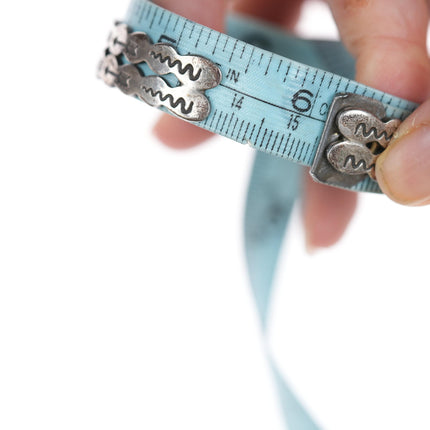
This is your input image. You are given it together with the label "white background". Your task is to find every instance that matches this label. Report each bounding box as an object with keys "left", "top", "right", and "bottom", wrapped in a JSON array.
[{"left": 1, "top": 1, "right": 430, "bottom": 429}]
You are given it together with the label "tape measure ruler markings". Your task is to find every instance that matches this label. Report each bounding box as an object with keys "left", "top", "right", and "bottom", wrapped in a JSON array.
[{"left": 118, "top": 0, "right": 417, "bottom": 194}]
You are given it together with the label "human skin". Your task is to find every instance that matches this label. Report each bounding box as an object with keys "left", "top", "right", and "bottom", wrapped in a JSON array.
[{"left": 152, "top": 0, "right": 430, "bottom": 250}]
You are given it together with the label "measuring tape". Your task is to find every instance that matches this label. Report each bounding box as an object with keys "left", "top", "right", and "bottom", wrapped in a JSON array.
[
  {"left": 98, "top": 0, "right": 417, "bottom": 193},
  {"left": 97, "top": 1, "right": 419, "bottom": 429}
]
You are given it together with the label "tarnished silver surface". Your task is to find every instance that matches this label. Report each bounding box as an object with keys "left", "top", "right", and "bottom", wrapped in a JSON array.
[
  {"left": 98, "top": 22, "right": 222, "bottom": 121},
  {"left": 115, "top": 64, "right": 143, "bottom": 95},
  {"left": 97, "top": 53, "right": 119, "bottom": 87},
  {"left": 310, "top": 93, "right": 401, "bottom": 186},
  {"left": 115, "top": 63, "right": 211, "bottom": 119},
  {"left": 337, "top": 109, "right": 401, "bottom": 149},
  {"left": 125, "top": 32, "right": 222, "bottom": 89},
  {"left": 107, "top": 22, "right": 129, "bottom": 56},
  {"left": 326, "top": 140, "right": 378, "bottom": 176}
]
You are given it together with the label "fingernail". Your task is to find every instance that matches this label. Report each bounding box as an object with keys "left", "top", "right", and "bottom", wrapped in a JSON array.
[{"left": 377, "top": 125, "right": 430, "bottom": 206}]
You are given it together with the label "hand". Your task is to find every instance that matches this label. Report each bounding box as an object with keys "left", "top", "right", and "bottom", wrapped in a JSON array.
[{"left": 152, "top": 0, "right": 430, "bottom": 250}]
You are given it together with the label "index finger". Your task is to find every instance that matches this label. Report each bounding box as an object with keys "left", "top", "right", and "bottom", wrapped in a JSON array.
[{"left": 326, "top": 0, "right": 430, "bottom": 102}]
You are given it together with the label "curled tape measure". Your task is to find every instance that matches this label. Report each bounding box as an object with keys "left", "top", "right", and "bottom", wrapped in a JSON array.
[{"left": 97, "top": 1, "right": 418, "bottom": 428}]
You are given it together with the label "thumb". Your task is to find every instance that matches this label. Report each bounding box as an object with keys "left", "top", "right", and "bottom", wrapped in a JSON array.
[{"left": 376, "top": 99, "right": 430, "bottom": 206}]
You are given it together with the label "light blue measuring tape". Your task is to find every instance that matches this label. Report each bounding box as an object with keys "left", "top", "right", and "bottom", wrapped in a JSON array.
[{"left": 97, "top": 1, "right": 418, "bottom": 428}]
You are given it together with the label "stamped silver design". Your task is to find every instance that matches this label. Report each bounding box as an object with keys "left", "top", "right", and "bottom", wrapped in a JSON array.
[
  {"left": 107, "top": 22, "right": 129, "bottom": 56},
  {"left": 97, "top": 22, "right": 222, "bottom": 121},
  {"left": 97, "top": 53, "right": 119, "bottom": 87},
  {"left": 310, "top": 93, "right": 401, "bottom": 187},
  {"left": 327, "top": 109, "right": 401, "bottom": 179},
  {"left": 326, "top": 140, "right": 378, "bottom": 176},
  {"left": 336, "top": 110, "right": 400, "bottom": 149}
]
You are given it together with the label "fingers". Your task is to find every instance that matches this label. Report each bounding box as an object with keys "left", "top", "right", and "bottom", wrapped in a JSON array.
[
  {"left": 154, "top": 0, "right": 226, "bottom": 32},
  {"left": 153, "top": 114, "right": 215, "bottom": 149},
  {"left": 151, "top": 0, "right": 227, "bottom": 149},
  {"left": 326, "top": 0, "right": 430, "bottom": 102},
  {"left": 303, "top": 172, "right": 358, "bottom": 251},
  {"left": 232, "top": 0, "right": 304, "bottom": 28},
  {"left": 376, "top": 99, "right": 430, "bottom": 206}
]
